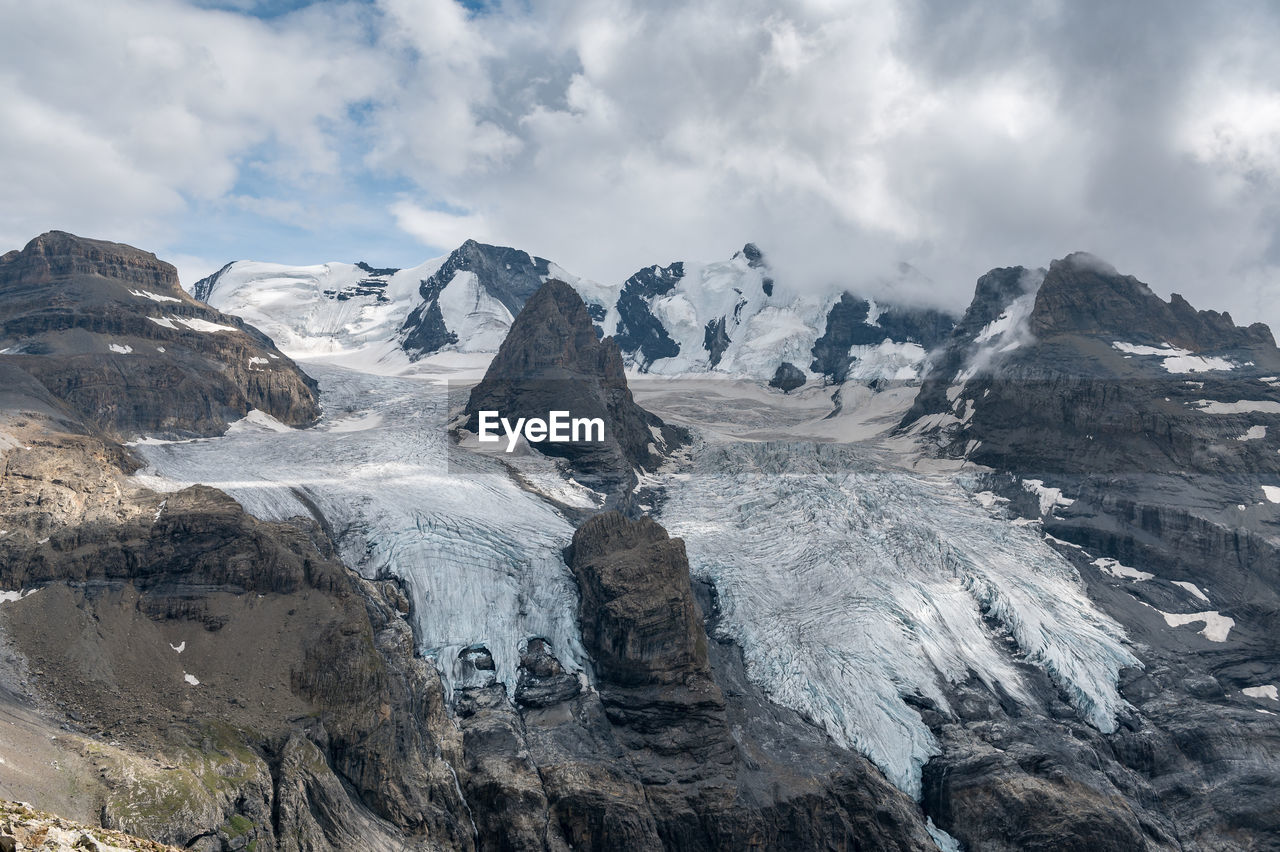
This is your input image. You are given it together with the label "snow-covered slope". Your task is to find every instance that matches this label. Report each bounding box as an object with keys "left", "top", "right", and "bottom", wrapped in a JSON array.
[
  {"left": 193, "top": 259, "right": 443, "bottom": 370},
  {"left": 193, "top": 241, "right": 619, "bottom": 370},
  {"left": 612, "top": 245, "right": 955, "bottom": 386}
]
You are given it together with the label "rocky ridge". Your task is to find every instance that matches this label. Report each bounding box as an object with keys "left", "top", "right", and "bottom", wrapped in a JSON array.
[
  {"left": 0, "top": 232, "right": 319, "bottom": 439},
  {"left": 900, "top": 253, "right": 1280, "bottom": 848}
]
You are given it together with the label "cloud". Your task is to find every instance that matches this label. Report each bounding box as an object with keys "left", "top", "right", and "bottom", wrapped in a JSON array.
[
  {"left": 390, "top": 201, "right": 490, "bottom": 249},
  {"left": 2, "top": 0, "right": 1279, "bottom": 329}
]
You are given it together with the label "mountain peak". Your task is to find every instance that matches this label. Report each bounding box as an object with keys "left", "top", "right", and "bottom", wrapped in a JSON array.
[
  {"left": 1031, "top": 253, "right": 1271, "bottom": 349},
  {"left": 2, "top": 230, "right": 180, "bottom": 293},
  {"left": 463, "top": 279, "right": 683, "bottom": 494}
]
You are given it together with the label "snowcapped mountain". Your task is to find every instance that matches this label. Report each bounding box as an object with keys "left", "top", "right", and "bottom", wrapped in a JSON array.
[
  {"left": 193, "top": 240, "right": 618, "bottom": 370},
  {"left": 195, "top": 239, "right": 956, "bottom": 389},
  {"left": 611, "top": 243, "right": 956, "bottom": 387},
  {"left": 7, "top": 230, "right": 1280, "bottom": 850},
  {"left": 193, "top": 257, "right": 439, "bottom": 367}
]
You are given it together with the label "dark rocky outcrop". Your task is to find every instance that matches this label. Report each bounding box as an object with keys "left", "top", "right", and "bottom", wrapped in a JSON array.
[
  {"left": 612, "top": 262, "right": 684, "bottom": 369},
  {"left": 702, "top": 316, "right": 730, "bottom": 367},
  {"left": 463, "top": 280, "right": 685, "bottom": 493},
  {"left": 811, "top": 292, "right": 956, "bottom": 383},
  {"left": 901, "top": 254, "right": 1280, "bottom": 848},
  {"left": 907, "top": 253, "right": 1280, "bottom": 477},
  {"left": 769, "top": 361, "right": 806, "bottom": 392},
  {"left": 0, "top": 232, "right": 319, "bottom": 439}
]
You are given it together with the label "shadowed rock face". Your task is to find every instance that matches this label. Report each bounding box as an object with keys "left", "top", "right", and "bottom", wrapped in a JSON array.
[
  {"left": 0, "top": 231, "right": 319, "bottom": 438},
  {"left": 463, "top": 279, "right": 685, "bottom": 493},
  {"left": 438, "top": 510, "right": 938, "bottom": 851},
  {"left": 0, "top": 407, "right": 474, "bottom": 851}
]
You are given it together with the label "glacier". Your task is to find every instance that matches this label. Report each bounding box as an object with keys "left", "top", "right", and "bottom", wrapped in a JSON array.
[
  {"left": 655, "top": 440, "right": 1137, "bottom": 798},
  {"left": 131, "top": 351, "right": 1137, "bottom": 806},
  {"left": 132, "top": 363, "right": 588, "bottom": 698}
]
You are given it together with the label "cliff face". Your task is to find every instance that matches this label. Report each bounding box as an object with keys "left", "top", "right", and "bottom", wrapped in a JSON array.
[
  {"left": 463, "top": 279, "right": 685, "bottom": 494},
  {"left": 900, "top": 254, "right": 1280, "bottom": 848},
  {"left": 0, "top": 405, "right": 474, "bottom": 851},
  {"left": 0, "top": 232, "right": 319, "bottom": 438},
  {"left": 443, "top": 511, "right": 937, "bottom": 851}
]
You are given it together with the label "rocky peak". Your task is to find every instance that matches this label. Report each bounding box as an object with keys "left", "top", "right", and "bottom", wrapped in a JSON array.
[
  {"left": 0, "top": 231, "right": 181, "bottom": 295},
  {"left": 0, "top": 231, "right": 319, "bottom": 437},
  {"left": 1030, "top": 252, "right": 1274, "bottom": 349},
  {"left": 420, "top": 238, "right": 551, "bottom": 318},
  {"left": 463, "top": 280, "right": 684, "bottom": 493},
  {"left": 739, "top": 242, "right": 766, "bottom": 268},
  {"left": 191, "top": 261, "right": 235, "bottom": 303}
]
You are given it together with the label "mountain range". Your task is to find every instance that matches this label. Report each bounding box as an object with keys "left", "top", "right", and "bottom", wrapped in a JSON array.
[{"left": 0, "top": 230, "right": 1277, "bottom": 851}]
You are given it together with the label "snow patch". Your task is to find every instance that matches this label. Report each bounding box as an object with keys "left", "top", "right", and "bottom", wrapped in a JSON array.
[
  {"left": 170, "top": 641, "right": 185, "bottom": 654},
  {"left": 129, "top": 288, "right": 181, "bottom": 303},
  {"left": 1112, "top": 342, "right": 1237, "bottom": 373},
  {"left": 1093, "top": 558, "right": 1154, "bottom": 581},
  {"left": 183, "top": 673, "right": 200, "bottom": 686},
  {"left": 1022, "top": 479, "right": 1074, "bottom": 515},
  {"left": 1243, "top": 685, "right": 1278, "bottom": 700},
  {"left": 226, "top": 409, "right": 292, "bottom": 434},
  {"left": 846, "top": 340, "right": 927, "bottom": 383},
  {"left": 1237, "top": 425, "right": 1268, "bottom": 440},
  {"left": 1263, "top": 486, "right": 1280, "bottom": 504},
  {"left": 1193, "top": 399, "right": 1280, "bottom": 414},
  {"left": 108, "top": 343, "right": 133, "bottom": 354},
  {"left": 0, "top": 589, "right": 38, "bottom": 604},
  {"left": 1171, "top": 581, "right": 1211, "bottom": 603},
  {"left": 1155, "top": 609, "right": 1234, "bottom": 642},
  {"left": 148, "top": 315, "right": 236, "bottom": 333}
]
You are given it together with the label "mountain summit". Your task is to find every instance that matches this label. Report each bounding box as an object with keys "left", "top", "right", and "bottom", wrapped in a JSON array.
[
  {"left": 463, "top": 279, "right": 685, "bottom": 494},
  {"left": 0, "top": 231, "right": 319, "bottom": 437}
]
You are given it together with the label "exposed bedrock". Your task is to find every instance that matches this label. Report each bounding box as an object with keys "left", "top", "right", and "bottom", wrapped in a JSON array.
[{"left": 0, "top": 231, "right": 319, "bottom": 438}]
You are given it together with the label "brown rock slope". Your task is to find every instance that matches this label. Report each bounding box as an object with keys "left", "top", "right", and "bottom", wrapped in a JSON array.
[
  {"left": 0, "top": 231, "right": 319, "bottom": 438},
  {"left": 0, "top": 338, "right": 473, "bottom": 851}
]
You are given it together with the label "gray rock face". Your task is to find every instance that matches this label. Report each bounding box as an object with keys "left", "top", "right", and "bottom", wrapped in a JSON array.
[
  {"left": 903, "top": 253, "right": 1280, "bottom": 849},
  {"left": 612, "top": 261, "right": 684, "bottom": 368},
  {"left": 463, "top": 279, "right": 685, "bottom": 494},
  {"left": 0, "top": 231, "right": 319, "bottom": 438},
  {"left": 768, "top": 361, "right": 806, "bottom": 392},
  {"left": 811, "top": 292, "right": 955, "bottom": 383},
  {"left": 401, "top": 239, "right": 607, "bottom": 360}
]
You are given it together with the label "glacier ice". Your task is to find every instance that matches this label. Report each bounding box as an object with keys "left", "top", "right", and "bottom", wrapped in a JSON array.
[
  {"left": 132, "top": 364, "right": 588, "bottom": 698},
  {"left": 133, "top": 355, "right": 1138, "bottom": 805},
  {"left": 656, "top": 441, "right": 1137, "bottom": 798}
]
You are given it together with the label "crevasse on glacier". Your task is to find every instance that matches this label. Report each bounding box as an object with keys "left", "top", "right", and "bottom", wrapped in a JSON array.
[
  {"left": 656, "top": 441, "right": 1137, "bottom": 798},
  {"left": 133, "top": 362, "right": 1135, "bottom": 804}
]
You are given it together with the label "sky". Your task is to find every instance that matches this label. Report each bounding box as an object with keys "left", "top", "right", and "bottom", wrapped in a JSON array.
[{"left": 2, "top": 0, "right": 1279, "bottom": 322}]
